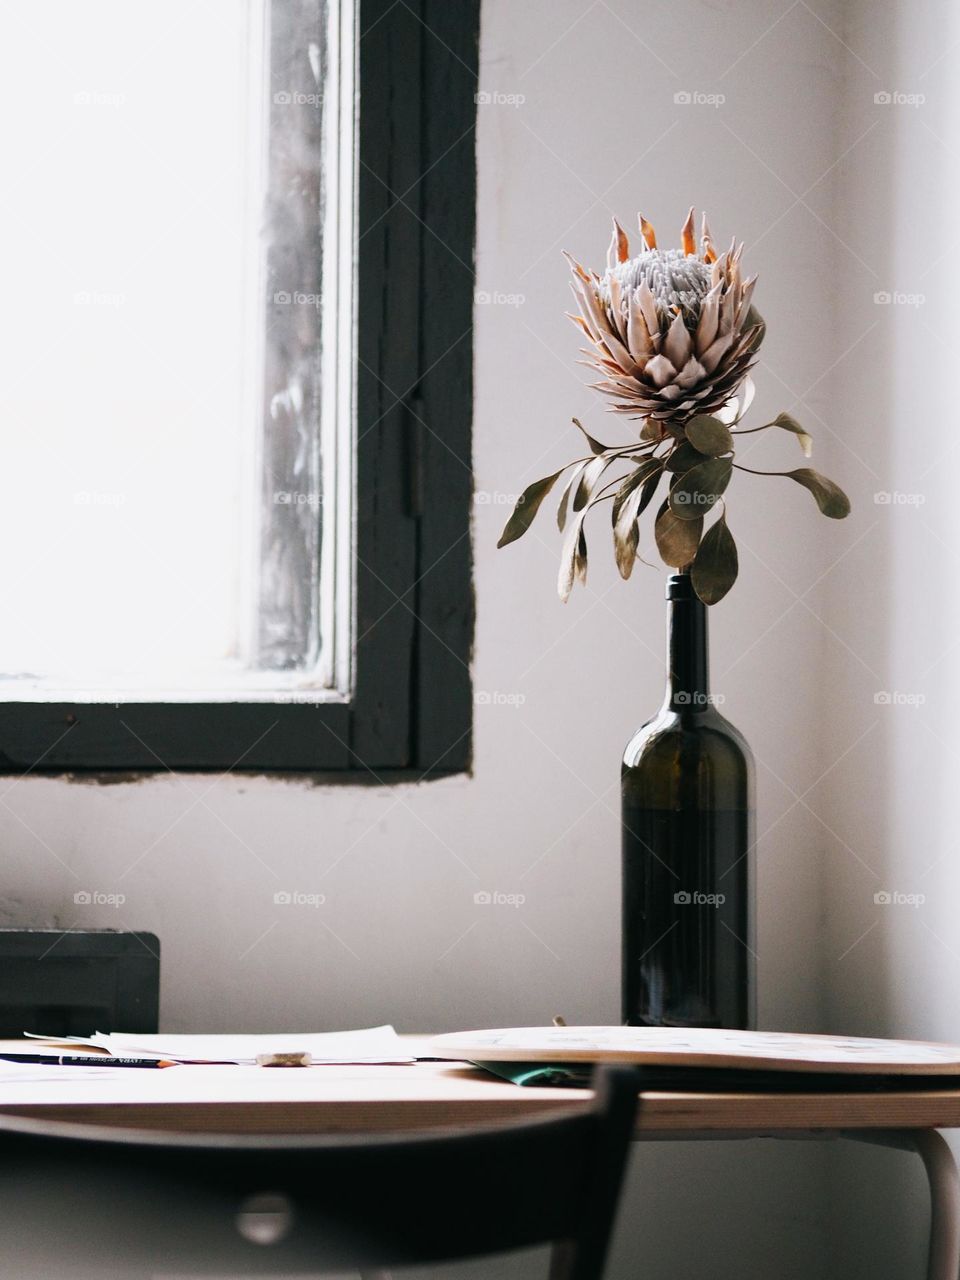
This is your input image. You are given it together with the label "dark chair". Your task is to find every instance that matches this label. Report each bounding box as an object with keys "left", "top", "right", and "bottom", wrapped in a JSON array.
[{"left": 0, "top": 1065, "right": 638, "bottom": 1279}]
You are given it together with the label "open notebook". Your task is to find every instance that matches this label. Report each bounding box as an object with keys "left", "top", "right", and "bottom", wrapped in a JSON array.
[
  {"left": 429, "top": 1027, "right": 960, "bottom": 1090},
  {"left": 23, "top": 1025, "right": 414, "bottom": 1065}
]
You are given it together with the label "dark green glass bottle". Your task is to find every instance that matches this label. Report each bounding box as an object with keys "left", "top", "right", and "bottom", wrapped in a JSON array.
[{"left": 621, "top": 572, "right": 755, "bottom": 1028}]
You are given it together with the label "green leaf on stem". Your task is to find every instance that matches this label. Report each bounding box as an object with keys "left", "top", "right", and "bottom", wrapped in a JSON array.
[
  {"left": 573, "top": 455, "right": 609, "bottom": 511},
  {"left": 557, "top": 460, "right": 588, "bottom": 531},
  {"left": 744, "top": 306, "right": 765, "bottom": 352},
  {"left": 613, "top": 463, "right": 663, "bottom": 568},
  {"left": 614, "top": 477, "right": 654, "bottom": 580},
  {"left": 655, "top": 500, "right": 703, "bottom": 567},
  {"left": 773, "top": 412, "right": 813, "bottom": 458},
  {"left": 685, "top": 415, "right": 734, "bottom": 457},
  {"left": 557, "top": 509, "right": 589, "bottom": 603},
  {"left": 498, "top": 470, "right": 564, "bottom": 547},
  {"left": 665, "top": 442, "right": 706, "bottom": 474},
  {"left": 571, "top": 417, "right": 614, "bottom": 456},
  {"left": 692, "top": 514, "right": 739, "bottom": 604},
  {"left": 636, "top": 464, "right": 664, "bottom": 519},
  {"left": 612, "top": 458, "right": 661, "bottom": 525},
  {"left": 785, "top": 468, "right": 851, "bottom": 518},
  {"left": 668, "top": 457, "right": 733, "bottom": 521}
]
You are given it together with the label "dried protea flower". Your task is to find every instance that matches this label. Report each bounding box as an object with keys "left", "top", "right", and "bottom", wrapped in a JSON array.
[
  {"left": 498, "top": 207, "right": 851, "bottom": 605},
  {"left": 567, "top": 208, "right": 761, "bottom": 435}
]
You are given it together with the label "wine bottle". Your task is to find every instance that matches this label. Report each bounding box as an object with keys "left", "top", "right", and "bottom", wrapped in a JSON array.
[{"left": 621, "top": 572, "right": 755, "bottom": 1028}]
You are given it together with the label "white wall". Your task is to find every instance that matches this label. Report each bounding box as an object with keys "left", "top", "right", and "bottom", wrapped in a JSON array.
[
  {"left": 1, "top": 0, "right": 925, "bottom": 1274},
  {"left": 820, "top": 0, "right": 960, "bottom": 1274}
]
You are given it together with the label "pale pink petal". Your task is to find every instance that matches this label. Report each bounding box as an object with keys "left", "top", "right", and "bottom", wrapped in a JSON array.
[
  {"left": 695, "top": 282, "right": 721, "bottom": 353},
  {"left": 627, "top": 293, "right": 655, "bottom": 361},
  {"left": 700, "top": 331, "right": 734, "bottom": 374},
  {"left": 675, "top": 357, "right": 706, "bottom": 389},
  {"left": 636, "top": 280, "right": 660, "bottom": 337},
  {"left": 681, "top": 206, "right": 696, "bottom": 255},
  {"left": 663, "top": 311, "right": 693, "bottom": 368},
  {"left": 644, "top": 353, "right": 678, "bottom": 388}
]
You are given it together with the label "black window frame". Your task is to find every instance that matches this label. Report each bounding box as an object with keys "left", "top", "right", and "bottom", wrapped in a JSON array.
[{"left": 0, "top": 0, "right": 477, "bottom": 779}]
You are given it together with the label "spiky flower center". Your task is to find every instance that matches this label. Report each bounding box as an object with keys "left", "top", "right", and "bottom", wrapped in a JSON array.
[{"left": 602, "top": 248, "right": 712, "bottom": 324}]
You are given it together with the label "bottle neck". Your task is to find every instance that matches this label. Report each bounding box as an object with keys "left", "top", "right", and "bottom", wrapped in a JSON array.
[{"left": 662, "top": 573, "right": 709, "bottom": 713}]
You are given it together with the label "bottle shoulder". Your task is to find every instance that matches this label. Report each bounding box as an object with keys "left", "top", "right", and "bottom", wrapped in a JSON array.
[{"left": 622, "top": 707, "right": 754, "bottom": 800}]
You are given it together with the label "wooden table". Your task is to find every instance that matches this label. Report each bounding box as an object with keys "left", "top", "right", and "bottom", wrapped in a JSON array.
[{"left": 0, "top": 1046, "right": 957, "bottom": 1278}]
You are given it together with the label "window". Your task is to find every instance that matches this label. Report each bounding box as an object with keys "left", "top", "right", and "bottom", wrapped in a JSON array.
[{"left": 0, "top": 0, "right": 476, "bottom": 775}]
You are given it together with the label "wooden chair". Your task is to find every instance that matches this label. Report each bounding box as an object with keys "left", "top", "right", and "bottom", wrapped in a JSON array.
[{"left": 0, "top": 1065, "right": 638, "bottom": 1279}]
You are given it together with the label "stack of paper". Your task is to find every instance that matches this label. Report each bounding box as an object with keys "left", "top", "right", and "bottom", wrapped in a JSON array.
[{"left": 25, "top": 1025, "right": 414, "bottom": 1065}]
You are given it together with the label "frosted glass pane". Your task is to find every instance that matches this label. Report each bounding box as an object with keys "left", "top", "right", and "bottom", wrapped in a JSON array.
[{"left": 0, "top": 0, "right": 358, "bottom": 703}]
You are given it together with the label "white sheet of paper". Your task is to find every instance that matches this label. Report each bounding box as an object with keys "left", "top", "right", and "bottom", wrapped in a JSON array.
[{"left": 28, "top": 1024, "right": 414, "bottom": 1065}]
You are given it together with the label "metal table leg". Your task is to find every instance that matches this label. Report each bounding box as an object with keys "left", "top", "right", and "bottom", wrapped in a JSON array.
[
  {"left": 635, "top": 1127, "right": 960, "bottom": 1278},
  {"left": 841, "top": 1130, "right": 960, "bottom": 1280}
]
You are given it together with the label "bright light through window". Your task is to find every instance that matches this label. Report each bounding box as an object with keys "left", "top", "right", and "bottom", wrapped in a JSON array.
[{"left": 0, "top": 0, "right": 354, "bottom": 701}]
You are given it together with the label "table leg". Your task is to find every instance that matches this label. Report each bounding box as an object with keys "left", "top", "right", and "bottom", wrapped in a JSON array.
[{"left": 841, "top": 1130, "right": 960, "bottom": 1280}]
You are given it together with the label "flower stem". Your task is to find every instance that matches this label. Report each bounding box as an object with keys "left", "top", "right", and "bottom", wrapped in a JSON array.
[{"left": 732, "top": 463, "right": 788, "bottom": 476}]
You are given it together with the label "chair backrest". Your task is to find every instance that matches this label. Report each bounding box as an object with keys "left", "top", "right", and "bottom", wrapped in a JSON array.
[{"left": 0, "top": 1065, "right": 638, "bottom": 1279}]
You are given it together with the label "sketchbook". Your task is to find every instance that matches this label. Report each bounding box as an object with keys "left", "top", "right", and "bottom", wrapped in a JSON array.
[{"left": 429, "top": 1027, "right": 960, "bottom": 1076}]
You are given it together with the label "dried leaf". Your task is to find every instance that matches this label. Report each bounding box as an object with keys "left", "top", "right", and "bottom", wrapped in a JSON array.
[
  {"left": 740, "top": 374, "right": 756, "bottom": 417},
  {"left": 639, "top": 418, "right": 662, "bottom": 444},
  {"left": 498, "top": 470, "right": 564, "bottom": 548},
  {"left": 685, "top": 415, "right": 734, "bottom": 457},
  {"left": 573, "top": 455, "right": 609, "bottom": 511},
  {"left": 636, "top": 464, "right": 664, "bottom": 518},
  {"left": 575, "top": 525, "right": 588, "bottom": 583},
  {"left": 744, "top": 305, "right": 765, "bottom": 352},
  {"left": 655, "top": 500, "right": 703, "bottom": 567},
  {"left": 714, "top": 397, "right": 740, "bottom": 426},
  {"left": 572, "top": 417, "right": 614, "bottom": 456},
  {"left": 692, "top": 515, "right": 739, "bottom": 604},
  {"left": 614, "top": 484, "right": 644, "bottom": 579},
  {"left": 774, "top": 412, "right": 813, "bottom": 458},
  {"left": 668, "top": 457, "right": 733, "bottom": 521},
  {"left": 612, "top": 458, "right": 662, "bottom": 525},
  {"left": 665, "top": 442, "right": 706, "bottom": 474},
  {"left": 558, "top": 510, "right": 588, "bottom": 602},
  {"left": 557, "top": 460, "right": 589, "bottom": 531},
  {"left": 785, "top": 468, "right": 851, "bottom": 518}
]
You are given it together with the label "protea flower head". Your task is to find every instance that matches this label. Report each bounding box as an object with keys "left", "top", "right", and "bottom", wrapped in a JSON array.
[
  {"left": 566, "top": 208, "right": 763, "bottom": 434},
  {"left": 497, "top": 204, "right": 850, "bottom": 606}
]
